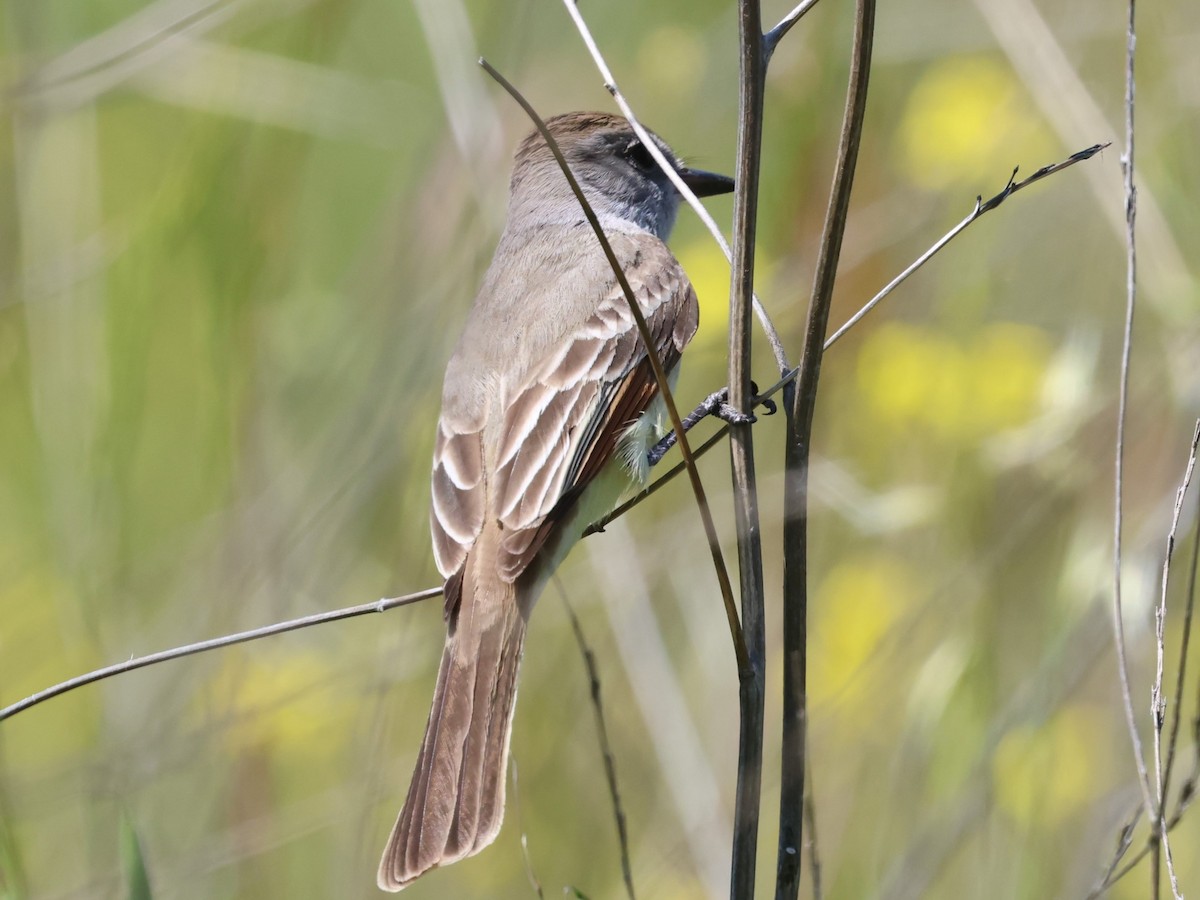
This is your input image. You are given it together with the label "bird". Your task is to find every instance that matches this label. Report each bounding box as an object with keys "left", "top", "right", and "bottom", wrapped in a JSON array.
[{"left": 377, "top": 111, "right": 734, "bottom": 891}]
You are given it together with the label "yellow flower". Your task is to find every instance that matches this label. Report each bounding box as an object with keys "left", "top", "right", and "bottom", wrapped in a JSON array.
[
  {"left": 966, "top": 323, "right": 1051, "bottom": 433},
  {"left": 856, "top": 321, "right": 1050, "bottom": 444},
  {"left": 992, "top": 705, "right": 1113, "bottom": 827},
  {"left": 811, "top": 556, "right": 916, "bottom": 714},
  {"left": 0, "top": 571, "right": 101, "bottom": 770},
  {"left": 676, "top": 238, "right": 733, "bottom": 350},
  {"left": 899, "top": 57, "right": 1051, "bottom": 190},
  {"left": 200, "top": 649, "right": 354, "bottom": 773}
]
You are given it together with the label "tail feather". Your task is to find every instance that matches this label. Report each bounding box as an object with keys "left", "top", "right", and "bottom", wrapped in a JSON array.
[
  {"left": 443, "top": 616, "right": 502, "bottom": 859},
  {"left": 478, "top": 629, "right": 522, "bottom": 831},
  {"left": 377, "top": 576, "right": 527, "bottom": 891}
]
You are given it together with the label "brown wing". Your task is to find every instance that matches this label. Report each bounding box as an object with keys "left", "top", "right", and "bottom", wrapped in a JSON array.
[
  {"left": 430, "top": 233, "right": 698, "bottom": 610},
  {"left": 491, "top": 240, "right": 697, "bottom": 582},
  {"left": 429, "top": 423, "right": 485, "bottom": 581}
]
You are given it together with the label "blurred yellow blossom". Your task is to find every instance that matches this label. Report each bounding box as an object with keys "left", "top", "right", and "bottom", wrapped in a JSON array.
[
  {"left": 676, "top": 238, "right": 778, "bottom": 355},
  {"left": 810, "top": 555, "right": 917, "bottom": 715},
  {"left": 992, "top": 705, "right": 1114, "bottom": 828},
  {"left": 856, "top": 320, "right": 1051, "bottom": 443},
  {"left": 899, "top": 57, "right": 1051, "bottom": 190},
  {"left": 0, "top": 572, "right": 100, "bottom": 770},
  {"left": 676, "top": 238, "right": 733, "bottom": 350},
  {"left": 199, "top": 649, "right": 354, "bottom": 771},
  {"left": 969, "top": 322, "right": 1053, "bottom": 430}
]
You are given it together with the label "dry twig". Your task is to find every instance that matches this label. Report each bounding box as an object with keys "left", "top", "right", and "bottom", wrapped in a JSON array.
[
  {"left": 726, "top": 0, "right": 770, "bottom": 893},
  {"left": 824, "top": 144, "right": 1109, "bottom": 349},
  {"left": 0, "top": 588, "right": 441, "bottom": 723},
  {"left": 1163, "top": 452, "right": 1200, "bottom": 826},
  {"left": 764, "top": 0, "right": 823, "bottom": 59},
  {"left": 1150, "top": 422, "right": 1200, "bottom": 896},
  {"left": 509, "top": 757, "right": 546, "bottom": 899},
  {"left": 559, "top": 582, "right": 636, "bottom": 900},
  {"left": 1110, "top": 0, "right": 1174, "bottom": 893},
  {"left": 778, "top": 1, "right": 875, "bottom": 895}
]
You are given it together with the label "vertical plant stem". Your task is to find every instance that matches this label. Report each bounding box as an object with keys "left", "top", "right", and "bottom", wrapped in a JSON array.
[
  {"left": 559, "top": 583, "right": 638, "bottom": 900},
  {"left": 1162, "top": 470, "right": 1200, "bottom": 812},
  {"left": 776, "top": 1, "right": 875, "bottom": 897},
  {"left": 803, "top": 748, "right": 824, "bottom": 900},
  {"left": 728, "top": 1, "right": 768, "bottom": 897},
  {"left": 1112, "top": 0, "right": 1159, "bottom": 886},
  {"left": 1150, "top": 423, "right": 1198, "bottom": 898}
]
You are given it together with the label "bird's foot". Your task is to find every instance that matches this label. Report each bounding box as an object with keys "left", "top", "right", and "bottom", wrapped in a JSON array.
[{"left": 646, "top": 383, "right": 776, "bottom": 467}]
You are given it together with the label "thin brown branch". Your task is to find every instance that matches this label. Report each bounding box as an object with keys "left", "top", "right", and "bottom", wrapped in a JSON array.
[
  {"left": 728, "top": 1, "right": 768, "bottom": 895},
  {"left": 1163, "top": 453, "right": 1200, "bottom": 815},
  {"left": 804, "top": 750, "right": 823, "bottom": 900},
  {"left": 1111, "top": 0, "right": 1161, "bottom": 889},
  {"left": 763, "top": 0, "right": 823, "bottom": 60},
  {"left": 1091, "top": 810, "right": 1140, "bottom": 899},
  {"left": 1150, "top": 422, "right": 1199, "bottom": 897},
  {"left": 478, "top": 58, "right": 750, "bottom": 675},
  {"left": 509, "top": 757, "right": 546, "bottom": 899},
  {"left": 0, "top": 587, "right": 442, "bottom": 723},
  {"left": 777, "top": 0, "right": 875, "bottom": 897},
  {"left": 586, "top": 426, "right": 730, "bottom": 537},
  {"left": 825, "top": 142, "right": 1109, "bottom": 350},
  {"left": 1089, "top": 778, "right": 1198, "bottom": 898},
  {"left": 558, "top": 581, "right": 636, "bottom": 900}
]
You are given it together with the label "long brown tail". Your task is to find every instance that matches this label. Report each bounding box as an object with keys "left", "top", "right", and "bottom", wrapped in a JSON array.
[{"left": 377, "top": 574, "right": 527, "bottom": 891}]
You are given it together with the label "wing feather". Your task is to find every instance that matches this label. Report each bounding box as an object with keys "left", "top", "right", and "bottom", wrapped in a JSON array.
[
  {"left": 430, "top": 231, "right": 698, "bottom": 592},
  {"left": 430, "top": 425, "right": 485, "bottom": 578}
]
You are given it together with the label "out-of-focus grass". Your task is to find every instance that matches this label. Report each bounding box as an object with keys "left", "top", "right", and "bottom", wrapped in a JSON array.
[{"left": 1, "top": 0, "right": 1198, "bottom": 898}]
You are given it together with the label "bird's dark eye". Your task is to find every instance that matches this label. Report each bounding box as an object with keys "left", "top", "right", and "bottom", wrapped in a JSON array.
[{"left": 624, "top": 140, "right": 655, "bottom": 170}]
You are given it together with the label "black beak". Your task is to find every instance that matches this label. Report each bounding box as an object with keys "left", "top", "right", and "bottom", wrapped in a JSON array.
[{"left": 679, "top": 167, "right": 735, "bottom": 198}]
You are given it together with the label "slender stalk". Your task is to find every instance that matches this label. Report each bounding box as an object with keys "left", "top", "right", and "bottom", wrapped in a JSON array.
[
  {"left": 824, "top": 142, "right": 1109, "bottom": 349},
  {"left": 1112, "top": 0, "right": 1159, "bottom": 872},
  {"left": 803, "top": 748, "right": 823, "bottom": 900},
  {"left": 559, "top": 583, "right": 637, "bottom": 900},
  {"left": 0, "top": 588, "right": 442, "bottom": 722},
  {"left": 1150, "top": 423, "right": 1198, "bottom": 897},
  {"left": 727, "top": 2, "right": 768, "bottom": 895},
  {"left": 13, "top": 0, "right": 237, "bottom": 101},
  {"left": 1162, "top": 456, "right": 1200, "bottom": 817},
  {"left": 1089, "top": 783, "right": 1199, "bottom": 898},
  {"left": 509, "top": 758, "right": 546, "bottom": 899},
  {"left": 776, "top": 1, "right": 875, "bottom": 897},
  {"left": 764, "top": 0, "right": 823, "bottom": 60}
]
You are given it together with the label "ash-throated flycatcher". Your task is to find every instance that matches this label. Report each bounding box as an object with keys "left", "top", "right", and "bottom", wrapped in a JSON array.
[{"left": 377, "top": 111, "right": 733, "bottom": 891}]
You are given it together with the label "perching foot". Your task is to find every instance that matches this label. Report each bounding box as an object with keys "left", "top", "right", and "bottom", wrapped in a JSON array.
[{"left": 646, "top": 385, "right": 773, "bottom": 467}]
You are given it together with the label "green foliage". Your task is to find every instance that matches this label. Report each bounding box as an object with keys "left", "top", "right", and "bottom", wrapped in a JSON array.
[
  {"left": 1, "top": 0, "right": 1197, "bottom": 898},
  {"left": 120, "top": 814, "right": 153, "bottom": 900}
]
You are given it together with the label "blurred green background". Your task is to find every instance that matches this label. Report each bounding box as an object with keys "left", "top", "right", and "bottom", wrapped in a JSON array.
[{"left": 2, "top": 0, "right": 1198, "bottom": 897}]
